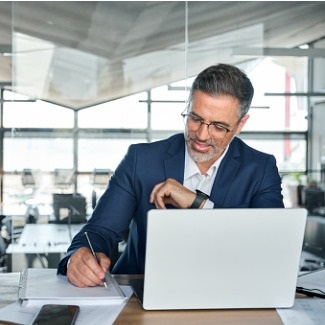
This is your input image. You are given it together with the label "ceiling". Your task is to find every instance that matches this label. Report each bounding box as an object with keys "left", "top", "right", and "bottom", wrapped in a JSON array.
[{"left": 0, "top": 1, "right": 325, "bottom": 110}]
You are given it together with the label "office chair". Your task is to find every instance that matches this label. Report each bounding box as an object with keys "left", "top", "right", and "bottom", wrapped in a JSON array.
[
  {"left": 0, "top": 232, "right": 7, "bottom": 272},
  {"left": 0, "top": 215, "right": 10, "bottom": 272},
  {"left": 21, "top": 169, "right": 36, "bottom": 187},
  {"left": 54, "top": 169, "right": 75, "bottom": 190},
  {"left": 52, "top": 193, "right": 87, "bottom": 224},
  {"left": 0, "top": 215, "right": 24, "bottom": 244},
  {"left": 91, "top": 169, "right": 113, "bottom": 209},
  {"left": 304, "top": 187, "right": 325, "bottom": 215}
]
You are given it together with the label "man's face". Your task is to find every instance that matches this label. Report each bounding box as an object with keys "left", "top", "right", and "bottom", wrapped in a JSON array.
[{"left": 184, "top": 90, "right": 249, "bottom": 164}]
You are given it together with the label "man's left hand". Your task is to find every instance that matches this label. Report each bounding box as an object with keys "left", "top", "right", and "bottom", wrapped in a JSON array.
[{"left": 149, "top": 178, "right": 198, "bottom": 209}]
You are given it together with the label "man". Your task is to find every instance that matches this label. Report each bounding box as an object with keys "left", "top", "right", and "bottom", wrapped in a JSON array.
[{"left": 58, "top": 64, "right": 284, "bottom": 287}]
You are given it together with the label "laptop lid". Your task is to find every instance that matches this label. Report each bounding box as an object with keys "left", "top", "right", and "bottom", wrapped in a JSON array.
[{"left": 140, "top": 208, "right": 307, "bottom": 310}]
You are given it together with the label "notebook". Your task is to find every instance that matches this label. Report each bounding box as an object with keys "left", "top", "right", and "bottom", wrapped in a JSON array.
[
  {"left": 296, "top": 268, "right": 325, "bottom": 298},
  {"left": 131, "top": 208, "right": 307, "bottom": 310},
  {"left": 18, "top": 268, "right": 126, "bottom": 307}
]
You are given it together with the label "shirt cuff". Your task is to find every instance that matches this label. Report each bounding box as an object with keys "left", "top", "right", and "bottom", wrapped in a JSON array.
[
  {"left": 202, "top": 199, "right": 214, "bottom": 209},
  {"left": 67, "top": 258, "right": 71, "bottom": 268}
]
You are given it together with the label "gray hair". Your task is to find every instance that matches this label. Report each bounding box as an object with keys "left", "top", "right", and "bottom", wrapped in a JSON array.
[{"left": 188, "top": 64, "right": 254, "bottom": 118}]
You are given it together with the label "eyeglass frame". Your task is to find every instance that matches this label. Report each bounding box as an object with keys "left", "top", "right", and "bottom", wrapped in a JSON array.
[{"left": 181, "top": 111, "right": 243, "bottom": 139}]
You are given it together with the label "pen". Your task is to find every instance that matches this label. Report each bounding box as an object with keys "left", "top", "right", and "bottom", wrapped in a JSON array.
[{"left": 84, "top": 231, "right": 108, "bottom": 288}]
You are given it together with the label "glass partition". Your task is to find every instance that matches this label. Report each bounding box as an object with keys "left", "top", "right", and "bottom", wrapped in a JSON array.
[
  {"left": 5, "top": 2, "right": 314, "bottom": 205},
  {"left": 2, "top": 1, "right": 324, "bottom": 270},
  {"left": 11, "top": 1, "right": 187, "bottom": 110}
]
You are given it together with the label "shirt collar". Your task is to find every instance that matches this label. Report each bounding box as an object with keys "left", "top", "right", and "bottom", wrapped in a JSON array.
[{"left": 184, "top": 143, "right": 229, "bottom": 180}]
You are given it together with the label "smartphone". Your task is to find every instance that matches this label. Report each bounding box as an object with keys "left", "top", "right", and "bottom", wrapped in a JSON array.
[{"left": 31, "top": 304, "right": 80, "bottom": 325}]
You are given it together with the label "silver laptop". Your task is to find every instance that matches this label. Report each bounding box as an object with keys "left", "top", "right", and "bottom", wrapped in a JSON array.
[{"left": 132, "top": 208, "right": 307, "bottom": 310}]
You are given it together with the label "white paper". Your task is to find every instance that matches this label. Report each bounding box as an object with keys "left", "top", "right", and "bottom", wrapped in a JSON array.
[
  {"left": 0, "top": 285, "right": 133, "bottom": 325},
  {"left": 0, "top": 301, "right": 38, "bottom": 324},
  {"left": 19, "top": 268, "right": 125, "bottom": 307},
  {"left": 277, "top": 298, "right": 325, "bottom": 325}
]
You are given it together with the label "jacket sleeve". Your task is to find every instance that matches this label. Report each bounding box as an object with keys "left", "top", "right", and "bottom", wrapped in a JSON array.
[
  {"left": 57, "top": 144, "right": 138, "bottom": 275},
  {"left": 249, "top": 155, "right": 284, "bottom": 208}
]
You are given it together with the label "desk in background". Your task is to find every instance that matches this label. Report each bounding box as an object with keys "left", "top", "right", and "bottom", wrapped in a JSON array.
[
  {"left": 6, "top": 224, "right": 84, "bottom": 254},
  {"left": 0, "top": 273, "right": 284, "bottom": 325},
  {"left": 0, "top": 203, "right": 52, "bottom": 216},
  {"left": 6, "top": 223, "right": 84, "bottom": 271}
]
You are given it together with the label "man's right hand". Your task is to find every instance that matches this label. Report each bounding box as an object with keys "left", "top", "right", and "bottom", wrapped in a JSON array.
[{"left": 66, "top": 247, "right": 111, "bottom": 288}]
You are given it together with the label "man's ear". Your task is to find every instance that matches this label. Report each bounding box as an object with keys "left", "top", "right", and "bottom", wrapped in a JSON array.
[{"left": 235, "top": 115, "right": 250, "bottom": 135}]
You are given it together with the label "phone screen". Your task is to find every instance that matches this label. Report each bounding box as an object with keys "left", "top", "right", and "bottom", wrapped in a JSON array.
[{"left": 31, "top": 304, "right": 80, "bottom": 325}]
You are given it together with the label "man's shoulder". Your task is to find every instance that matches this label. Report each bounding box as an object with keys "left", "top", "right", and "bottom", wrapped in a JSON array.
[{"left": 232, "top": 137, "right": 274, "bottom": 159}]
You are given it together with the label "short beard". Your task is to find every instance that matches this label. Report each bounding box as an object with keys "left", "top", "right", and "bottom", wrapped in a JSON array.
[{"left": 184, "top": 132, "right": 226, "bottom": 163}]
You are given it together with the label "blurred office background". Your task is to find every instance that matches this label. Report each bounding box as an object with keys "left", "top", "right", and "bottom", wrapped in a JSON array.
[{"left": 0, "top": 1, "right": 325, "bottom": 272}]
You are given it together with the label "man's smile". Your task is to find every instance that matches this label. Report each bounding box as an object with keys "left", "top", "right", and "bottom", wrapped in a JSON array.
[{"left": 191, "top": 139, "right": 213, "bottom": 153}]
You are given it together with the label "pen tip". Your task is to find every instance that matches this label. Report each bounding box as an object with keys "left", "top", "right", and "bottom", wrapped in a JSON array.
[{"left": 104, "top": 282, "right": 108, "bottom": 288}]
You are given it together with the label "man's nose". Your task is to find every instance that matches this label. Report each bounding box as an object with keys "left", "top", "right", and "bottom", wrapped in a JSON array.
[{"left": 196, "top": 122, "right": 211, "bottom": 140}]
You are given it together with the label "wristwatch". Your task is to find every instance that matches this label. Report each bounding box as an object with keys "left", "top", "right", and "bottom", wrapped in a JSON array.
[{"left": 190, "top": 190, "right": 210, "bottom": 209}]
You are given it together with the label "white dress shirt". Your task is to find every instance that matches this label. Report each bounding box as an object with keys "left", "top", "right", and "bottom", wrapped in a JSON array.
[{"left": 183, "top": 144, "right": 229, "bottom": 208}]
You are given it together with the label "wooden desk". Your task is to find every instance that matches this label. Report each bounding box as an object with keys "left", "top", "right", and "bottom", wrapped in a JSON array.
[{"left": 0, "top": 273, "right": 285, "bottom": 325}]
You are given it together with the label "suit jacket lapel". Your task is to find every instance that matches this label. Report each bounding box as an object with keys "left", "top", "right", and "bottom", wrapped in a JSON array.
[
  {"left": 164, "top": 134, "right": 185, "bottom": 184},
  {"left": 210, "top": 139, "right": 241, "bottom": 207}
]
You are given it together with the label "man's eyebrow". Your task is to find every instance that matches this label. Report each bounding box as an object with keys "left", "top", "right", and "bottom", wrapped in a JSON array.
[
  {"left": 191, "top": 111, "right": 231, "bottom": 127},
  {"left": 211, "top": 120, "right": 231, "bottom": 128}
]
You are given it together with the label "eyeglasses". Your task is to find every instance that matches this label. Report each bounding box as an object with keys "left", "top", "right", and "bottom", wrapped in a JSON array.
[{"left": 181, "top": 112, "right": 241, "bottom": 139}]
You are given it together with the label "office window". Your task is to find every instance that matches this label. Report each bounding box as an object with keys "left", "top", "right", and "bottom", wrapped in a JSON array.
[
  {"left": 151, "top": 84, "right": 188, "bottom": 103},
  {"left": 150, "top": 84, "right": 187, "bottom": 131},
  {"left": 78, "top": 138, "right": 143, "bottom": 171},
  {"left": 242, "top": 139, "right": 306, "bottom": 172},
  {"left": 4, "top": 137, "right": 74, "bottom": 171},
  {"left": 247, "top": 58, "right": 308, "bottom": 132},
  {"left": 78, "top": 92, "right": 148, "bottom": 129},
  {"left": 3, "top": 91, "right": 74, "bottom": 128},
  {"left": 151, "top": 103, "right": 184, "bottom": 131},
  {"left": 245, "top": 102, "right": 308, "bottom": 132},
  {"left": 3, "top": 136, "right": 74, "bottom": 207}
]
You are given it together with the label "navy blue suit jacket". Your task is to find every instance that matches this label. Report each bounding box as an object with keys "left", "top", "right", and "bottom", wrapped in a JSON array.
[{"left": 58, "top": 133, "right": 284, "bottom": 275}]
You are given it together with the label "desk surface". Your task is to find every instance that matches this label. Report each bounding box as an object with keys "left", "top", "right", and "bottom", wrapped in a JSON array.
[{"left": 0, "top": 273, "right": 286, "bottom": 325}]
